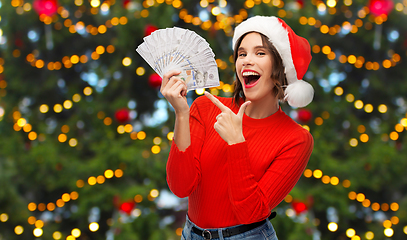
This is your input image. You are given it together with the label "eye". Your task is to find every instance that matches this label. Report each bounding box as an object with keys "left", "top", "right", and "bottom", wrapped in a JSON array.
[
  {"left": 238, "top": 52, "right": 246, "bottom": 57},
  {"left": 257, "top": 51, "right": 266, "bottom": 56}
]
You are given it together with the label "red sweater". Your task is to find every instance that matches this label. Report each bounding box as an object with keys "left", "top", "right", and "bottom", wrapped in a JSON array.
[{"left": 166, "top": 96, "right": 313, "bottom": 228}]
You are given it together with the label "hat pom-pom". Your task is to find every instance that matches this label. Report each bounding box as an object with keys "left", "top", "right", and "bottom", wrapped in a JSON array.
[{"left": 284, "top": 80, "right": 314, "bottom": 108}]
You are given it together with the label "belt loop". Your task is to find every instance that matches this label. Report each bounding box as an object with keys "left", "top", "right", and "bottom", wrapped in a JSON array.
[
  {"left": 185, "top": 215, "right": 194, "bottom": 236},
  {"left": 222, "top": 228, "right": 230, "bottom": 238}
]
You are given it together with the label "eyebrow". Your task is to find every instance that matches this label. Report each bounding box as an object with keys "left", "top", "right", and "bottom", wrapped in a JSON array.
[{"left": 237, "top": 45, "right": 266, "bottom": 51}]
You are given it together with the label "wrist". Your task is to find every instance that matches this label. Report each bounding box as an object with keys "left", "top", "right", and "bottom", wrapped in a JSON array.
[
  {"left": 227, "top": 135, "right": 245, "bottom": 145},
  {"left": 175, "top": 110, "right": 190, "bottom": 120}
]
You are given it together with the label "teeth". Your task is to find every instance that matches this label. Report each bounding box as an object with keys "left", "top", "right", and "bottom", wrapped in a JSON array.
[{"left": 242, "top": 71, "right": 259, "bottom": 77}]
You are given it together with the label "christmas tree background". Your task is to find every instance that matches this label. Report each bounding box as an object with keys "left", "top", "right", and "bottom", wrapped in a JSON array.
[{"left": 1, "top": 0, "right": 407, "bottom": 239}]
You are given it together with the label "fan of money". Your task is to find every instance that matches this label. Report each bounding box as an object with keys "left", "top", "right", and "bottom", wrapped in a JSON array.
[{"left": 136, "top": 27, "right": 220, "bottom": 91}]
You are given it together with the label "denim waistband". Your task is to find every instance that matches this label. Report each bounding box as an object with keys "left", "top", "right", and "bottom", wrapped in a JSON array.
[
  {"left": 185, "top": 215, "right": 224, "bottom": 237},
  {"left": 184, "top": 215, "right": 272, "bottom": 239}
]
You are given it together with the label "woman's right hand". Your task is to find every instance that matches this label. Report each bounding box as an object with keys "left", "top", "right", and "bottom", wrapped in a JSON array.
[{"left": 160, "top": 70, "right": 189, "bottom": 115}]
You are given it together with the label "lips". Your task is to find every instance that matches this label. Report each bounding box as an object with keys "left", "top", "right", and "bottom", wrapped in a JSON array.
[{"left": 242, "top": 70, "right": 260, "bottom": 88}]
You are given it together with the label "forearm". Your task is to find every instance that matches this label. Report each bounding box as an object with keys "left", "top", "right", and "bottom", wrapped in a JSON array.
[
  {"left": 173, "top": 112, "right": 191, "bottom": 151},
  {"left": 167, "top": 111, "right": 200, "bottom": 198},
  {"left": 226, "top": 143, "right": 270, "bottom": 223},
  {"left": 166, "top": 141, "right": 198, "bottom": 198},
  {"left": 227, "top": 132, "right": 313, "bottom": 223}
]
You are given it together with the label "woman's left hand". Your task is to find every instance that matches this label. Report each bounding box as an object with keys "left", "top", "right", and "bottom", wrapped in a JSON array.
[{"left": 205, "top": 91, "right": 251, "bottom": 145}]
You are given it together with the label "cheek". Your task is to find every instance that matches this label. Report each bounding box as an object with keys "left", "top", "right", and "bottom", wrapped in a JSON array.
[
  {"left": 235, "top": 61, "right": 241, "bottom": 70},
  {"left": 235, "top": 64, "right": 242, "bottom": 79},
  {"left": 236, "top": 76, "right": 243, "bottom": 87}
]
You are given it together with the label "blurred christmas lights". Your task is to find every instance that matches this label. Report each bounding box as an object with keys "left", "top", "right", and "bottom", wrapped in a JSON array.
[{"left": 2, "top": 0, "right": 407, "bottom": 238}]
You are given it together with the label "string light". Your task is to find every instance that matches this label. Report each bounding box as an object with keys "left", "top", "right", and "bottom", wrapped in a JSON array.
[
  {"left": 306, "top": 169, "right": 402, "bottom": 237},
  {"left": 25, "top": 45, "right": 115, "bottom": 71},
  {"left": 89, "top": 222, "right": 99, "bottom": 232},
  {"left": 315, "top": 43, "right": 400, "bottom": 70},
  {"left": 332, "top": 87, "right": 404, "bottom": 144}
]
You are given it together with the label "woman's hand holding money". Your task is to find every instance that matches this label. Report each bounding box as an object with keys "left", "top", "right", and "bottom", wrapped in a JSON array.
[
  {"left": 161, "top": 70, "right": 189, "bottom": 116},
  {"left": 161, "top": 70, "right": 191, "bottom": 150}
]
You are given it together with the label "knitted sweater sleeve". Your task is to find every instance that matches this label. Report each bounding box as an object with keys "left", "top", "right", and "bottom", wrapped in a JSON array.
[
  {"left": 226, "top": 128, "right": 313, "bottom": 224},
  {"left": 166, "top": 98, "right": 206, "bottom": 198}
]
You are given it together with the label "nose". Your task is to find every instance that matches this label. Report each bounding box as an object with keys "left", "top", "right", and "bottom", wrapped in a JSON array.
[{"left": 242, "top": 55, "right": 254, "bottom": 66}]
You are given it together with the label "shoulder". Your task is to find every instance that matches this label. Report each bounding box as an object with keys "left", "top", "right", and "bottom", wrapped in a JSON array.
[
  {"left": 269, "top": 111, "right": 314, "bottom": 156},
  {"left": 189, "top": 95, "right": 234, "bottom": 123},
  {"left": 192, "top": 95, "right": 235, "bottom": 111},
  {"left": 279, "top": 110, "right": 313, "bottom": 143}
]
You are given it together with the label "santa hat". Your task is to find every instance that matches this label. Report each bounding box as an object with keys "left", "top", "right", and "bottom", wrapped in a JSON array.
[{"left": 232, "top": 16, "right": 314, "bottom": 108}]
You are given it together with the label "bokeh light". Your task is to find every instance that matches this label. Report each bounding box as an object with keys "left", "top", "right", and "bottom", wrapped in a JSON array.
[{"left": 328, "top": 222, "right": 338, "bottom": 232}]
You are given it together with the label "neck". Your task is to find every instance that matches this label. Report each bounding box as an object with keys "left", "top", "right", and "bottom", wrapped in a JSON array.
[{"left": 244, "top": 97, "right": 279, "bottom": 119}]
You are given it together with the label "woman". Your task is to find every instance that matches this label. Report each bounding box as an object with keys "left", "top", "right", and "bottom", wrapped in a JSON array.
[{"left": 160, "top": 16, "right": 314, "bottom": 240}]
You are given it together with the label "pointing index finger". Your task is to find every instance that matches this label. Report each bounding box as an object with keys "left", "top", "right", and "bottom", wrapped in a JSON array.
[{"left": 204, "top": 91, "right": 229, "bottom": 112}]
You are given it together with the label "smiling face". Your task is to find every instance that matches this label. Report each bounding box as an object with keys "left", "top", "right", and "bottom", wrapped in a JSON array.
[
  {"left": 233, "top": 32, "right": 287, "bottom": 106},
  {"left": 235, "top": 32, "right": 276, "bottom": 103}
]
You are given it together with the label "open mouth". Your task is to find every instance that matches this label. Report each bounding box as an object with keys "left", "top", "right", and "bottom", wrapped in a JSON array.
[{"left": 242, "top": 71, "right": 260, "bottom": 88}]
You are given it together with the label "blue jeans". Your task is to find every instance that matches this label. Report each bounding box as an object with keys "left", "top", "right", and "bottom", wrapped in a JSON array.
[{"left": 181, "top": 215, "right": 278, "bottom": 240}]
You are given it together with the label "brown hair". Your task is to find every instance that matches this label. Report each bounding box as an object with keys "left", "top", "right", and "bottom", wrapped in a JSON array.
[{"left": 232, "top": 32, "right": 287, "bottom": 105}]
